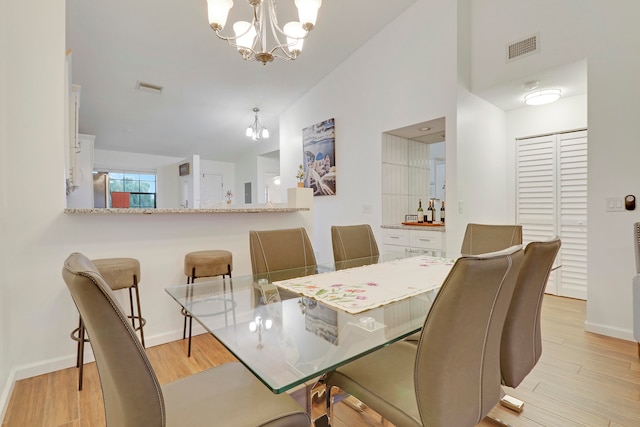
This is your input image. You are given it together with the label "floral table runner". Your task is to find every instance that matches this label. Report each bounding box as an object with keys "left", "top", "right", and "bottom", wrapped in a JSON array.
[{"left": 273, "top": 255, "right": 455, "bottom": 314}]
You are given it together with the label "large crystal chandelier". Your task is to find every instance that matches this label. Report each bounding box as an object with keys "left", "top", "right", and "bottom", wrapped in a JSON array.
[{"left": 207, "top": 0, "right": 322, "bottom": 65}]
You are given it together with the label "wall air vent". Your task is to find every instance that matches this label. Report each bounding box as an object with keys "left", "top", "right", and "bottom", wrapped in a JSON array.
[
  {"left": 135, "top": 81, "right": 163, "bottom": 94},
  {"left": 506, "top": 33, "right": 539, "bottom": 62}
]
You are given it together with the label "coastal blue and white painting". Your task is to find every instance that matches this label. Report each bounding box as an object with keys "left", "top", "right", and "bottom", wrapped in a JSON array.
[{"left": 302, "top": 118, "right": 336, "bottom": 196}]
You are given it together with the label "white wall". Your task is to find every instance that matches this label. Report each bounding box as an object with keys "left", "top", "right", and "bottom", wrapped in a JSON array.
[
  {"left": 280, "top": 0, "right": 459, "bottom": 264},
  {"left": 235, "top": 137, "right": 280, "bottom": 205},
  {"left": 469, "top": 0, "right": 589, "bottom": 94},
  {"left": 0, "top": 0, "right": 10, "bottom": 414},
  {"left": 2, "top": 0, "right": 67, "bottom": 418},
  {"left": 453, "top": 86, "right": 508, "bottom": 252},
  {"left": 200, "top": 158, "right": 235, "bottom": 205},
  {"left": 585, "top": 1, "right": 640, "bottom": 340},
  {"left": 94, "top": 148, "right": 184, "bottom": 171},
  {"left": 256, "top": 155, "right": 280, "bottom": 204}
]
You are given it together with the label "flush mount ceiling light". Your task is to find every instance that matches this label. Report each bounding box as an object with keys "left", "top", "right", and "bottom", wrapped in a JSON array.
[
  {"left": 207, "top": 0, "right": 322, "bottom": 65},
  {"left": 524, "top": 88, "right": 561, "bottom": 106},
  {"left": 246, "top": 107, "right": 269, "bottom": 141}
]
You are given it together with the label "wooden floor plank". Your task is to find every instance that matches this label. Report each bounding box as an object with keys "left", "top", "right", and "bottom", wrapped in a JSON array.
[
  {"left": 3, "top": 374, "right": 48, "bottom": 427},
  {"left": 77, "top": 364, "right": 105, "bottom": 427}
]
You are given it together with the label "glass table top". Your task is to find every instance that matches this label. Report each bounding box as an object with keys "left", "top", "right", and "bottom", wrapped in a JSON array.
[{"left": 165, "top": 251, "right": 452, "bottom": 394}]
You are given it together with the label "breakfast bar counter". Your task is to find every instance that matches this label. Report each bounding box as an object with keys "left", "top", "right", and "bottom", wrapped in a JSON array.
[{"left": 64, "top": 206, "right": 309, "bottom": 214}]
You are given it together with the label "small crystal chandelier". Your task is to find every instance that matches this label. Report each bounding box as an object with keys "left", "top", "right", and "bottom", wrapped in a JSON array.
[
  {"left": 207, "top": 0, "right": 322, "bottom": 65},
  {"left": 246, "top": 107, "right": 269, "bottom": 141}
]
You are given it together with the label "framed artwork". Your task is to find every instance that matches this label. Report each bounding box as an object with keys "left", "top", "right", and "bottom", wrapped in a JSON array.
[
  {"left": 302, "top": 118, "right": 336, "bottom": 196},
  {"left": 179, "top": 162, "right": 190, "bottom": 176}
]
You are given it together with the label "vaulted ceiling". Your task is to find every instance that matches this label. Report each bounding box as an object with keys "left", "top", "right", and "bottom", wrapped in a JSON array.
[{"left": 66, "top": 0, "right": 417, "bottom": 161}]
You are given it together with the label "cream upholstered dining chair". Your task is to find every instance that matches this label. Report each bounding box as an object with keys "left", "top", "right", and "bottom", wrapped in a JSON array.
[
  {"left": 331, "top": 224, "right": 379, "bottom": 262},
  {"left": 460, "top": 223, "right": 523, "bottom": 256},
  {"left": 62, "top": 252, "right": 310, "bottom": 427},
  {"left": 331, "top": 224, "right": 379, "bottom": 269},
  {"left": 500, "top": 237, "right": 561, "bottom": 412},
  {"left": 633, "top": 222, "right": 640, "bottom": 357},
  {"left": 249, "top": 228, "right": 317, "bottom": 281},
  {"left": 325, "top": 245, "right": 524, "bottom": 427}
]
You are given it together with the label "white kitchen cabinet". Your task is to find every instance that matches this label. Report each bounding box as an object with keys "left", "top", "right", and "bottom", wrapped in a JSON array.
[{"left": 382, "top": 227, "right": 445, "bottom": 254}]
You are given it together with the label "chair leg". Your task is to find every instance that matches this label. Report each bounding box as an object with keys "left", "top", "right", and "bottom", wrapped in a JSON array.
[
  {"left": 182, "top": 276, "right": 192, "bottom": 340},
  {"left": 78, "top": 318, "right": 85, "bottom": 391},
  {"left": 326, "top": 386, "right": 367, "bottom": 426},
  {"left": 188, "top": 315, "right": 193, "bottom": 357},
  {"left": 71, "top": 315, "right": 88, "bottom": 391},
  {"left": 130, "top": 275, "right": 145, "bottom": 347},
  {"left": 187, "top": 274, "right": 195, "bottom": 357},
  {"left": 75, "top": 316, "right": 82, "bottom": 368}
]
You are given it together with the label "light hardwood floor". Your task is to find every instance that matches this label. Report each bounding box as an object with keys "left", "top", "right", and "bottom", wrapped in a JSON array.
[{"left": 3, "top": 295, "right": 640, "bottom": 427}]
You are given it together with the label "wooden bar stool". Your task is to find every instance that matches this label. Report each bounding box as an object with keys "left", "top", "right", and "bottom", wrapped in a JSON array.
[
  {"left": 70, "top": 257, "right": 145, "bottom": 390},
  {"left": 183, "top": 250, "right": 233, "bottom": 357}
]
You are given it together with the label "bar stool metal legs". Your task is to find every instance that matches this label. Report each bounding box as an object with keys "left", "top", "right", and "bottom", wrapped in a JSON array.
[
  {"left": 183, "top": 264, "right": 232, "bottom": 357},
  {"left": 128, "top": 275, "right": 146, "bottom": 346},
  {"left": 70, "top": 318, "right": 89, "bottom": 390},
  {"left": 72, "top": 259, "right": 145, "bottom": 391}
]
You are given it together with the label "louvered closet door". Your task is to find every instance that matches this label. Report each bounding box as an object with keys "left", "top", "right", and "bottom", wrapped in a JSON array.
[
  {"left": 557, "top": 131, "right": 588, "bottom": 299},
  {"left": 516, "top": 135, "right": 559, "bottom": 294},
  {"left": 516, "top": 130, "right": 588, "bottom": 298}
]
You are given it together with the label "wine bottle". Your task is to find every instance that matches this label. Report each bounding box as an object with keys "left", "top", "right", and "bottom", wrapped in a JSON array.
[
  {"left": 440, "top": 201, "right": 445, "bottom": 224},
  {"left": 426, "top": 200, "right": 434, "bottom": 223},
  {"left": 417, "top": 199, "right": 424, "bottom": 223}
]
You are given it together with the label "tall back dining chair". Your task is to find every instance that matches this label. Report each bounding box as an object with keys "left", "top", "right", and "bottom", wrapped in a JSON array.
[
  {"left": 249, "top": 228, "right": 317, "bottom": 280},
  {"left": 460, "top": 223, "right": 523, "bottom": 256},
  {"left": 331, "top": 224, "right": 379, "bottom": 262},
  {"left": 500, "top": 237, "right": 560, "bottom": 390},
  {"left": 62, "top": 252, "right": 310, "bottom": 427},
  {"left": 326, "top": 245, "right": 524, "bottom": 427},
  {"left": 331, "top": 224, "right": 379, "bottom": 268}
]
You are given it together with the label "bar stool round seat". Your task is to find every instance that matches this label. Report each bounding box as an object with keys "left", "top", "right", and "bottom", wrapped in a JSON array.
[
  {"left": 184, "top": 250, "right": 233, "bottom": 280},
  {"left": 183, "top": 250, "right": 233, "bottom": 356},
  {"left": 71, "top": 257, "right": 146, "bottom": 390}
]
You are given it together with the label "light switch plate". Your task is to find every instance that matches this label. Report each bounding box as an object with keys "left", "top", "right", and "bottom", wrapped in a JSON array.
[{"left": 606, "top": 197, "right": 625, "bottom": 212}]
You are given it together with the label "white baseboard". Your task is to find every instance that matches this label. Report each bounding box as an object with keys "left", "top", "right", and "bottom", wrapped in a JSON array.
[
  {"left": 584, "top": 320, "right": 635, "bottom": 342},
  {"left": 0, "top": 369, "right": 16, "bottom": 424}
]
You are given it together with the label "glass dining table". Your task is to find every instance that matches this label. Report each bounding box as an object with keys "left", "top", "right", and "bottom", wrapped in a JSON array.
[{"left": 165, "top": 251, "right": 454, "bottom": 395}]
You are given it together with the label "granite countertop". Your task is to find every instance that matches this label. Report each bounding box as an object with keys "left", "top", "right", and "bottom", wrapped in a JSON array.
[
  {"left": 64, "top": 206, "right": 309, "bottom": 214},
  {"left": 381, "top": 224, "right": 446, "bottom": 231}
]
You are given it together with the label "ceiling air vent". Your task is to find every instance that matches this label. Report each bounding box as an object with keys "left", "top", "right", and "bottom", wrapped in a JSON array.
[
  {"left": 135, "top": 81, "right": 163, "bottom": 94},
  {"left": 506, "top": 33, "right": 539, "bottom": 62}
]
